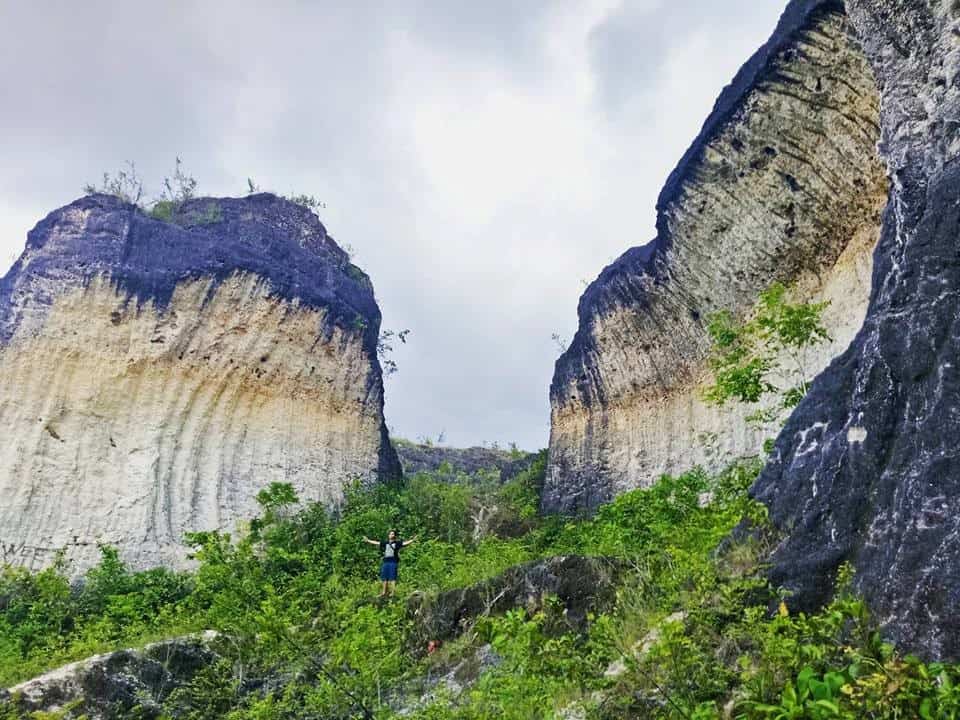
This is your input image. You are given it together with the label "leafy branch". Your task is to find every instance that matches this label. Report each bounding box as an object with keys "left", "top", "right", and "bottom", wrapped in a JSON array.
[
  {"left": 378, "top": 328, "right": 410, "bottom": 377},
  {"left": 150, "top": 156, "right": 199, "bottom": 221},
  {"left": 83, "top": 161, "right": 144, "bottom": 206},
  {"left": 83, "top": 158, "right": 220, "bottom": 226},
  {"left": 703, "top": 282, "right": 830, "bottom": 420}
]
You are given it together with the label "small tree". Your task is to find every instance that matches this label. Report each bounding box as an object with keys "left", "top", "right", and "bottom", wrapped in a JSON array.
[
  {"left": 83, "top": 161, "right": 144, "bottom": 206},
  {"left": 251, "top": 482, "right": 300, "bottom": 534},
  {"left": 84, "top": 158, "right": 205, "bottom": 223},
  {"left": 378, "top": 328, "right": 410, "bottom": 377},
  {"left": 285, "top": 193, "right": 325, "bottom": 213},
  {"left": 703, "top": 282, "right": 829, "bottom": 422},
  {"left": 150, "top": 156, "right": 199, "bottom": 221}
]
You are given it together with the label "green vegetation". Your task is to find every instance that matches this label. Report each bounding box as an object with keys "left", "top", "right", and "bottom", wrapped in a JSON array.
[
  {"left": 83, "top": 161, "right": 145, "bottom": 206},
  {"left": 84, "top": 157, "right": 221, "bottom": 227},
  {"left": 283, "top": 193, "right": 326, "bottom": 214},
  {"left": 189, "top": 201, "right": 224, "bottom": 225},
  {"left": 346, "top": 263, "right": 371, "bottom": 286},
  {"left": 151, "top": 198, "right": 222, "bottom": 226},
  {"left": 154, "top": 156, "right": 199, "bottom": 214},
  {"left": 2, "top": 457, "right": 958, "bottom": 718},
  {"left": 377, "top": 329, "right": 410, "bottom": 377},
  {"left": 703, "top": 282, "right": 830, "bottom": 424},
  {"left": 145, "top": 157, "right": 212, "bottom": 224},
  {"left": 85, "top": 166, "right": 326, "bottom": 230},
  {"left": 246, "top": 177, "right": 333, "bottom": 229}
]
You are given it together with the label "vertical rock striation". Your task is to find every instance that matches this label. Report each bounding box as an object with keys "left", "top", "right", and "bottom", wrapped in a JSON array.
[
  {"left": 545, "top": 0, "right": 888, "bottom": 513},
  {"left": 753, "top": 0, "right": 960, "bottom": 660},
  {"left": 0, "top": 193, "right": 400, "bottom": 571}
]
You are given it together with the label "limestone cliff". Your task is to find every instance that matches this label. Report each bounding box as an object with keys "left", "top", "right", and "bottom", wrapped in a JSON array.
[
  {"left": 753, "top": 0, "right": 960, "bottom": 660},
  {"left": 0, "top": 193, "right": 400, "bottom": 571},
  {"left": 545, "top": 0, "right": 888, "bottom": 513}
]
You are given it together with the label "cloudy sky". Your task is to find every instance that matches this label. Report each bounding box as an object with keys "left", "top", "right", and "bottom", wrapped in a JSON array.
[{"left": 0, "top": 0, "right": 785, "bottom": 450}]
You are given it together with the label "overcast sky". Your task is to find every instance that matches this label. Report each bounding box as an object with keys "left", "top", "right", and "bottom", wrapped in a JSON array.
[{"left": 0, "top": 1, "right": 785, "bottom": 450}]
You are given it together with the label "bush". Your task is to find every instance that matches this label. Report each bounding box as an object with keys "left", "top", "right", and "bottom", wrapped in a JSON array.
[
  {"left": 84, "top": 157, "right": 212, "bottom": 227},
  {"left": 1, "top": 461, "right": 956, "bottom": 719}
]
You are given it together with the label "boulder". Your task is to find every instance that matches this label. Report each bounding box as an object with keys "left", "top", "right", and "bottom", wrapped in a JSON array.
[
  {"left": 407, "top": 555, "right": 621, "bottom": 652},
  {"left": 1, "top": 636, "right": 220, "bottom": 719}
]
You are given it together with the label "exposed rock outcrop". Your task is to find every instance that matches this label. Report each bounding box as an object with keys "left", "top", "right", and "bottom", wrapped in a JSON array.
[
  {"left": 407, "top": 556, "right": 621, "bottom": 652},
  {"left": 0, "top": 193, "right": 400, "bottom": 572},
  {"left": 1, "top": 636, "right": 221, "bottom": 719},
  {"left": 393, "top": 440, "right": 539, "bottom": 484},
  {"left": 545, "top": 0, "right": 888, "bottom": 513},
  {"left": 753, "top": 0, "right": 960, "bottom": 660},
  {"left": 391, "top": 643, "right": 503, "bottom": 716}
]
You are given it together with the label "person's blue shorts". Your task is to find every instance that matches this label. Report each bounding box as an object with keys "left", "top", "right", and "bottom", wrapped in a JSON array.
[{"left": 380, "top": 561, "right": 398, "bottom": 581}]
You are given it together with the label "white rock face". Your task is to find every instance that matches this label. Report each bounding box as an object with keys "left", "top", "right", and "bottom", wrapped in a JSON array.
[
  {"left": 553, "top": 221, "right": 881, "bottom": 499},
  {"left": 0, "top": 275, "right": 385, "bottom": 571}
]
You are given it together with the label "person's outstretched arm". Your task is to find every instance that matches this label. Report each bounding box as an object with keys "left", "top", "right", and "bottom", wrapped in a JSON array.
[
  {"left": 403, "top": 535, "right": 420, "bottom": 547},
  {"left": 362, "top": 536, "right": 380, "bottom": 545}
]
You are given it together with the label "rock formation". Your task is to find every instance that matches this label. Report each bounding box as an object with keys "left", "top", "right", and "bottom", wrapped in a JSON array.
[
  {"left": 547, "top": 0, "right": 960, "bottom": 660},
  {"left": 545, "top": 0, "right": 888, "bottom": 513},
  {"left": 2, "top": 636, "right": 222, "bottom": 719},
  {"left": 753, "top": 0, "right": 960, "bottom": 660},
  {"left": 393, "top": 440, "right": 539, "bottom": 484},
  {"left": 0, "top": 193, "right": 400, "bottom": 572},
  {"left": 406, "top": 556, "right": 621, "bottom": 651}
]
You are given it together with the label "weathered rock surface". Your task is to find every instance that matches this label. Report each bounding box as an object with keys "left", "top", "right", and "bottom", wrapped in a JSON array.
[
  {"left": 392, "top": 644, "right": 502, "bottom": 716},
  {"left": 393, "top": 440, "right": 539, "bottom": 484},
  {"left": 545, "top": 0, "right": 888, "bottom": 513},
  {"left": 0, "top": 193, "right": 399, "bottom": 572},
  {"left": 1, "top": 636, "right": 220, "bottom": 719},
  {"left": 407, "top": 555, "right": 621, "bottom": 651},
  {"left": 753, "top": 0, "right": 960, "bottom": 660}
]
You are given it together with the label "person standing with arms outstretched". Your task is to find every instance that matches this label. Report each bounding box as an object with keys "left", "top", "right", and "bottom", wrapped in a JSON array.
[{"left": 363, "top": 530, "right": 418, "bottom": 597}]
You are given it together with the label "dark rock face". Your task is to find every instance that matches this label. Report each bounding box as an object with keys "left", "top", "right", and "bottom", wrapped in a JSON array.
[
  {"left": 545, "top": 0, "right": 887, "bottom": 513},
  {"left": 1, "top": 193, "right": 377, "bottom": 347},
  {"left": 394, "top": 441, "right": 538, "bottom": 483},
  {"left": 407, "top": 556, "right": 621, "bottom": 651},
  {"left": 1, "top": 638, "right": 219, "bottom": 719},
  {"left": 753, "top": 0, "right": 960, "bottom": 660}
]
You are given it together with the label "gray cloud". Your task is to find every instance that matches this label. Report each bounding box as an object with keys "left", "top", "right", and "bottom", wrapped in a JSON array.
[
  {"left": 0, "top": 0, "right": 787, "bottom": 450},
  {"left": 589, "top": 0, "right": 786, "bottom": 114},
  {"left": 398, "top": 0, "right": 565, "bottom": 69}
]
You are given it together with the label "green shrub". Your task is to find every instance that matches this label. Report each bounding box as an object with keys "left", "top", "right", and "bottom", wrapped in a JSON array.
[
  {"left": 1, "top": 460, "right": 956, "bottom": 719},
  {"left": 498, "top": 450, "right": 546, "bottom": 521},
  {"left": 188, "top": 201, "right": 223, "bottom": 225},
  {"left": 703, "top": 282, "right": 830, "bottom": 421}
]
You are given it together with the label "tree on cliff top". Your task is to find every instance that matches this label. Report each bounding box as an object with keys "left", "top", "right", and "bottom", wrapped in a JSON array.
[
  {"left": 83, "top": 160, "right": 144, "bottom": 206},
  {"left": 83, "top": 157, "right": 210, "bottom": 224}
]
